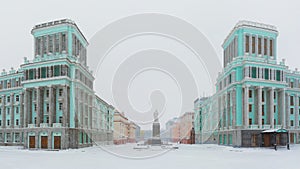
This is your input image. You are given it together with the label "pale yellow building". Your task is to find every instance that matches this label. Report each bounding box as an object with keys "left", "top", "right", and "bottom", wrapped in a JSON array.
[{"left": 113, "top": 112, "right": 138, "bottom": 144}]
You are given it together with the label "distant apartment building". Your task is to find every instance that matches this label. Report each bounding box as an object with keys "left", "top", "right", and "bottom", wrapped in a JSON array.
[
  {"left": 113, "top": 112, "right": 139, "bottom": 144},
  {"left": 165, "top": 112, "right": 195, "bottom": 144},
  {"left": 0, "top": 19, "right": 114, "bottom": 149}
]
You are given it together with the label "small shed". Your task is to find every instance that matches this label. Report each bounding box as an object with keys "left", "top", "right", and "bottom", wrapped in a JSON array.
[{"left": 261, "top": 128, "right": 289, "bottom": 147}]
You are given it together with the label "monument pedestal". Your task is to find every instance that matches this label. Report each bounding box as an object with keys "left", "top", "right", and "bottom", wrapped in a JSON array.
[
  {"left": 147, "top": 137, "right": 162, "bottom": 145},
  {"left": 145, "top": 110, "right": 162, "bottom": 146}
]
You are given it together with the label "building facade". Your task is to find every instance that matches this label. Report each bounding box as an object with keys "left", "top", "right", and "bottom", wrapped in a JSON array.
[
  {"left": 195, "top": 21, "right": 300, "bottom": 147},
  {"left": 164, "top": 112, "right": 195, "bottom": 144},
  {"left": 113, "top": 111, "right": 139, "bottom": 144},
  {"left": 0, "top": 19, "right": 114, "bottom": 149}
]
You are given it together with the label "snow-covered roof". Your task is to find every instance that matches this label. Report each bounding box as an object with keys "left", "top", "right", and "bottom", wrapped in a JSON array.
[{"left": 262, "top": 128, "right": 288, "bottom": 133}]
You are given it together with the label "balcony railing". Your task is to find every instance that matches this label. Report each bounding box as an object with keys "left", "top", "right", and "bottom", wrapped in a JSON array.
[
  {"left": 275, "top": 125, "right": 282, "bottom": 129},
  {"left": 40, "top": 123, "right": 49, "bottom": 128},
  {"left": 28, "top": 124, "right": 36, "bottom": 128},
  {"left": 248, "top": 125, "right": 259, "bottom": 129},
  {"left": 53, "top": 123, "right": 62, "bottom": 128},
  {"left": 262, "top": 125, "right": 271, "bottom": 129}
]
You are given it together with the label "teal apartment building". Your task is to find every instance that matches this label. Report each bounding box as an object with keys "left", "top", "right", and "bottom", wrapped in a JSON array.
[
  {"left": 0, "top": 19, "right": 114, "bottom": 149},
  {"left": 194, "top": 21, "right": 300, "bottom": 147}
]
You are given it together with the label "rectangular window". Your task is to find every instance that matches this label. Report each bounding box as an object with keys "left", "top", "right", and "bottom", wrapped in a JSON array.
[
  {"left": 291, "top": 120, "right": 294, "bottom": 126},
  {"left": 16, "top": 107, "right": 19, "bottom": 114},
  {"left": 274, "top": 105, "right": 276, "bottom": 113},
  {"left": 0, "top": 120, "right": 1, "bottom": 126},
  {"left": 43, "top": 36, "right": 47, "bottom": 54},
  {"left": 252, "top": 67, "right": 257, "bottom": 78},
  {"left": 276, "top": 70, "right": 281, "bottom": 81},
  {"left": 54, "top": 65, "right": 60, "bottom": 77},
  {"left": 34, "top": 104, "right": 37, "bottom": 111},
  {"left": 274, "top": 91, "right": 276, "bottom": 99},
  {"left": 6, "top": 133, "right": 11, "bottom": 142},
  {"left": 262, "top": 119, "right": 265, "bottom": 125},
  {"left": 264, "top": 38, "right": 268, "bottom": 55},
  {"left": 258, "top": 37, "right": 262, "bottom": 54},
  {"left": 46, "top": 90, "right": 49, "bottom": 97},
  {"left": 15, "top": 95, "right": 19, "bottom": 102},
  {"left": 55, "top": 34, "right": 59, "bottom": 53},
  {"left": 59, "top": 116, "right": 63, "bottom": 123},
  {"left": 41, "top": 67, "right": 46, "bottom": 78},
  {"left": 249, "top": 89, "right": 252, "bottom": 98},
  {"left": 7, "top": 96, "right": 10, "bottom": 103},
  {"left": 59, "top": 103, "right": 63, "bottom": 110},
  {"left": 262, "top": 91, "right": 265, "bottom": 102},
  {"left": 252, "top": 36, "right": 256, "bottom": 54},
  {"left": 37, "top": 38, "right": 41, "bottom": 55},
  {"left": 7, "top": 120, "right": 10, "bottom": 126},
  {"left": 291, "top": 81, "right": 294, "bottom": 88},
  {"left": 7, "top": 108, "right": 10, "bottom": 115},
  {"left": 62, "top": 33, "right": 66, "bottom": 51},
  {"left": 59, "top": 89, "right": 63, "bottom": 97},
  {"left": 47, "top": 104, "right": 49, "bottom": 112},
  {"left": 291, "top": 108, "right": 294, "bottom": 115},
  {"left": 245, "top": 35, "right": 250, "bottom": 53},
  {"left": 49, "top": 35, "right": 53, "bottom": 53},
  {"left": 15, "top": 133, "right": 20, "bottom": 143},
  {"left": 291, "top": 96, "right": 294, "bottom": 106},
  {"left": 16, "top": 119, "right": 19, "bottom": 126},
  {"left": 249, "top": 104, "right": 252, "bottom": 112},
  {"left": 270, "top": 39, "right": 273, "bottom": 56},
  {"left": 262, "top": 105, "right": 265, "bottom": 116}
]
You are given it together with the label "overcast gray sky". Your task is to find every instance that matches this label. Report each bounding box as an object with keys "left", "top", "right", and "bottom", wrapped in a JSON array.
[{"left": 0, "top": 0, "right": 299, "bottom": 129}]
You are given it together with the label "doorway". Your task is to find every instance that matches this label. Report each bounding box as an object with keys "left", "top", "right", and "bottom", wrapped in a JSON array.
[
  {"left": 41, "top": 136, "right": 48, "bottom": 149},
  {"left": 29, "top": 136, "right": 35, "bottom": 148},
  {"left": 54, "top": 136, "right": 61, "bottom": 149}
]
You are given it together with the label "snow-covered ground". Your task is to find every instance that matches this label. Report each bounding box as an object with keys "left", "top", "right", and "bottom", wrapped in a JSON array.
[{"left": 0, "top": 144, "right": 298, "bottom": 169}]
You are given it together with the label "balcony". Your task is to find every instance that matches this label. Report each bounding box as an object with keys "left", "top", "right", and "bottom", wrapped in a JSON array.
[
  {"left": 40, "top": 123, "right": 49, "bottom": 128},
  {"left": 248, "top": 125, "right": 259, "bottom": 129},
  {"left": 28, "top": 124, "right": 36, "bottom": 128},
  {"left": 262, "top": 125, "right": 271, "bottom": 129},
  {"left": 53, "top": 123, "right": 62, "bottom": 128}
]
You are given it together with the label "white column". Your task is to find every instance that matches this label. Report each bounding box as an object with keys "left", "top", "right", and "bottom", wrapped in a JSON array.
[
  {"left": 295, "top": 94, "right": 299, "bottom": 129},
  {"left": 281, "top": 89, "right": 286, "bottom": 128},
  {"left": 269, "top": 88, "right": 274, "bottom": 128},
  {"left": 24, "top": 89, "right": 28, "bottom": 127},
  {"left": 48, "top": 86, "right": 54, "bottom": 127},
  {"left": 36, "top": 87, "right": 40, "bottom": 127},
  {"left": 255, "top": 35, "right": 258, "bottom": 56},
  {"left": 232, "top": 88, "right": 236, "bottom": 128},
  {"left": 258, "top": 86, "right": 263, "bottom": 128},
  {"left": 249, "top": 35, "right": 252, "bottom": 55},
  {"left": 19, "top": 92, "right": 24, "bottom": 128},
  {"left": 267, "top": 38, "right": 270, "bottom": 56},
  {"left": 63, "top": 85, "right": 68, "bottom": 127},
  {"left": 1, "top": 95, "right": 6, "bottom": 128},
  {"left": 244, "top": 85, "right": 249, "bottom": 128},
  {"left": 10, "top": 93, "right": 14, "bottom": 128},
  {"left": 286, "top": 93, "right": 290, "bottom": 129}
]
